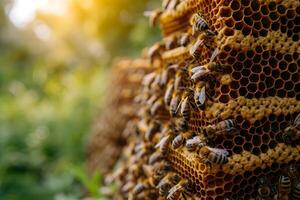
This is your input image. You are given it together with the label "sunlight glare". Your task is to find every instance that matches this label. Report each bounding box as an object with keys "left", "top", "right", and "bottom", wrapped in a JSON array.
[{"left": 9, "top": 0, "right": 67, "bottom": 27}]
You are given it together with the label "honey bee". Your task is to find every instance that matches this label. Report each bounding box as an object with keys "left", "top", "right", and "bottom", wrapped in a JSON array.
[
  {"left": 257, "top": 177, "right": 272, "bottom": 200},
  {"left": 121, "top": 181, "right": 135, "bottom": 193},
  {"left": 164, "top": 81, "right": 174, "bottom": 106},
  {"left": 157, "top": 173, "right": 181, "bottom": 196},
  {"left": 199, "top": 146, "right": 229, "bottom": 165},
  {"left": 201, "top": 30, "right": 216, "bottom": 50},
  {"left": 170, "top": 92, "right": 180, "bottom": 117},
  {"left": 174, "top": 71, "right": 183, "bottom": 90},
  {"left": 145, "top": 121, "right": 160, "bottom": 141},
  {"left": 148, "top": 42, "right": 164, "bottom": 64},
  {"left": 153, "top": 161, "right": 172, "bottom": 177},
  {"left": 291, "top": 181, "right": 300, "bottom": 200},
  {"left": 143, "top": 72, "right": 156, "bottom": 88},
  {"left": 133, "top": 181, "right": 151, "bottom": 195},
  {"left": 174, "top": 68, "right": 188, "bottom": 90},
  {"left": 194, "top": 83, "right": 206, "bottom": 110},
  {"left": 164, "top": 35, "right": 177, "bottom": 50},
  {"left": 146, "top": 95, "right": 158, "bottom": 106},
  {"left": 151, "top": 73, "right": 162, "bottom": 89},
  {"left": 190, "top": 65, "right": 209, "bottom": 81},
  {"left": 278, "top": 175, "right": 291, "bottom": 196},
  {"left": 191, "top": 13, "right": 209, "bottom": 35},
  {"left": 179, "top": 33, "right": 190, "bottom": 46},
  {"left": 288, "top": 163, "right": 300, "bottom": 179},
  {"left": 172, "top": 131, "right": 193, "bottom": 149},
  {"left": 186, "top": 135, "right": 206, "bottom": 152},
  {"left": 160, "top": 64, "right": 177, "bottom": 86},
  {"left": 155, "top": 135, "right": 171, "bottom": 154},
  {"left": 189, "top": 38, "right": 204, "bottom": 60},
  {"left": 150, "top": 98, "right": 164, "bottom": 115},
  {"left": 180, "top": 95, "right": 191, "bottom": 122},
  {"left": 210, "top": 48, "right": 219, "bottom": 62},
  {"left": 144, "top": 9, "right": 162, "bottom": 27},
  {"left": 172, "top": 134, "right": 184, "bottom": 149},
  {"left": 200, "top": 119, "right": 237, "bottom": 138},
  {"left": 283, "top": 113, "right": 300, "bottom": 144},
  {"left": 167, "top": 179, "right": 189, "bottom": 200},
  {"left": 148, "top": 151, "right": 164, "bottom": 165},
  {"left": 135, "top": 147, "right": 149, "bottom": 160},
  {"left": 206, "top": 62, "right": 227, "bottom": 73}
]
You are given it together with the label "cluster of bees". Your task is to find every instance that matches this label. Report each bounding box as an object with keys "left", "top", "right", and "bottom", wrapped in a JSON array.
[
  {"left": 87, "top": 59, "right": 151, "bottom": 174},
  {"left": 91, "top": 0, "right": 300, "bottom": 199}
]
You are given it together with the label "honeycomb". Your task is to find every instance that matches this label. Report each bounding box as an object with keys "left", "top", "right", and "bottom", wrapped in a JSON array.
[{"left": 94, "top": 0, "right": 300, "bottom": 199}]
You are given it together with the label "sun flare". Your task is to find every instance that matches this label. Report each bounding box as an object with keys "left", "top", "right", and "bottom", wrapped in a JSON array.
[{"left": 9, "top": 0, "right": 67, "bottom": 27}]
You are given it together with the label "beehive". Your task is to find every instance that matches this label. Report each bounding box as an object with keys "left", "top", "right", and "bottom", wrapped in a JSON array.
[
  {"left": 99, "top": 0, "right": 300, "bottom": 199},
  {"left": 87, "top": 58, "right": 151, "bottom": 174}
]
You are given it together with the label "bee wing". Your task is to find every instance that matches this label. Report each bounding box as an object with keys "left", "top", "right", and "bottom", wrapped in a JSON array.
[
  {"left": 160, "top": 69, "right": 168, "bottom": 85},
  {"left": 207, "top": 147, "right": 229, "bottom": 157},
  {"left": 142, "top": 164, "right": 153, "bottom": 177},
  {"left": 180, "top": 96, "right": 189, "bottom": 114},
  {"left": 150, "top": 99, "right": 162, "bottom": 115},
  {"left": 198, "top": 86, "right": 206, "bottom": 104},
  {"left": 167, "top": 184, "right": 182, "bottom": 198},
  {"left": 175, "top": 97, "right": 183, "bottom": 115},
  {"left": 191, "top": 69, "right": 208, "bottom": 80},
  {"left": 186, "top": 138, "right": 194, "bottom": 146},
  {"left": 294, "top": 113, "right": 300, "bottom": 126},
  {"left": 143, "top": 72, "right": 156, "bottom": 86},
  {"left": 191, "top": 65, "right": 205, "bottom": 73},
  {"left": 190, "top": 39, "right": 204, "bottom": 52},
  {"left": 210, "top": 48, "right": 219, "bottom": 62},
  {"left": 155, "top": 135, "right": 170, "bottom": 149},
  {"left": 168, "top": 64, "right": 179, "bottom": 70}
]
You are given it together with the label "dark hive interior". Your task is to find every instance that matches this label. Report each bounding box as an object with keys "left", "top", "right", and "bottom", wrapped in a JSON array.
[{"left": 89, "top": 0, "right": 300, "bottom": 199}]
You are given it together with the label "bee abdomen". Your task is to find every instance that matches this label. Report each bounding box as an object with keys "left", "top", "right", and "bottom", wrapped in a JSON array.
[
  {"left": 209, "top": 152, "right": 228, "bottom": 164},
  {"left": 291, "top": 182, "right": 300, "bottom": 200}
]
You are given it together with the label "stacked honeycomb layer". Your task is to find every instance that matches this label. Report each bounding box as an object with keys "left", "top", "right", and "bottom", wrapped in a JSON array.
[
  {"left": 104, "top": 0, "right": 300, "bottom": 199},
  {"left": 87, "top": 58, "right": 151, "bottom": 174}
]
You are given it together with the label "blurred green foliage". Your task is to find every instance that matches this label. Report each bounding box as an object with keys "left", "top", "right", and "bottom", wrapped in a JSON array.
[{"left": 0, "top": 0, "right": 160, "bottom": 199}]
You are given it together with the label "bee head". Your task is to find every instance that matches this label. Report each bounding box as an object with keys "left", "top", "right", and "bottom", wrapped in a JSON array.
[{"left": 258, "top": 177, "right": 268, "bottom": 186}]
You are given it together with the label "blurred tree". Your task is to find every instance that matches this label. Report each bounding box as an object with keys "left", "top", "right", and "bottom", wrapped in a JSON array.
[{"left": 0, "top": 0, "right": 160, "bottom": 199}]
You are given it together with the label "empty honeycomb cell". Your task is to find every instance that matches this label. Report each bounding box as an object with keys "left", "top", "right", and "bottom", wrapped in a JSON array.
[
  {"left": 244, "top": 7, "right": 252, "bottom": 17},
  {"left": 220, "top": 7, "right": 232, "bottom": 17},
  {"left": 261, "top": 4, "right": 269, "bottom": 16},
  {"left": 233, "top": 10, "right": 243, "bottom": 21},
  {"left": 244, "top": 16, "right": 254, "bottom": 26},
  {"left": 234, "top": 136, "right": 245, "bottom": 146},
  {"left": 252, "top": 147, "right": 261, "bottom": 155},
  {"left": 235, "top": 21, "right": 244, "bottom": 31},
  {"left": 277, "top": 4, "right": 287, "bottom": 15},
  {"left": 248, "top": 83, "right": 258, "bottom": 93},
  {"left": 252, "top": 11, "right": 262, "bottom": 21},
  {"left": 268, "top": 140, "right": 277, "bottom": 149},
  {"left": 291, "top": 73, "right": 299, "bottom": 82},
  {"left": 250, "top": 0, "right": 260, "bottom": 12},
  {"left": 271, "top": 21, "right": 280, "bottom": 31},
  {"left": 230, "top": 0, "right": 241, "bottom": 11},
  {"left": 215, "top": 187, "right": 224, "bottom": 195},
  {"left": 274, "top": 79, "right": 284, "bottom": 89},
  {"left": 233, "top": 146, "right": 243, "bottom": 154}
]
